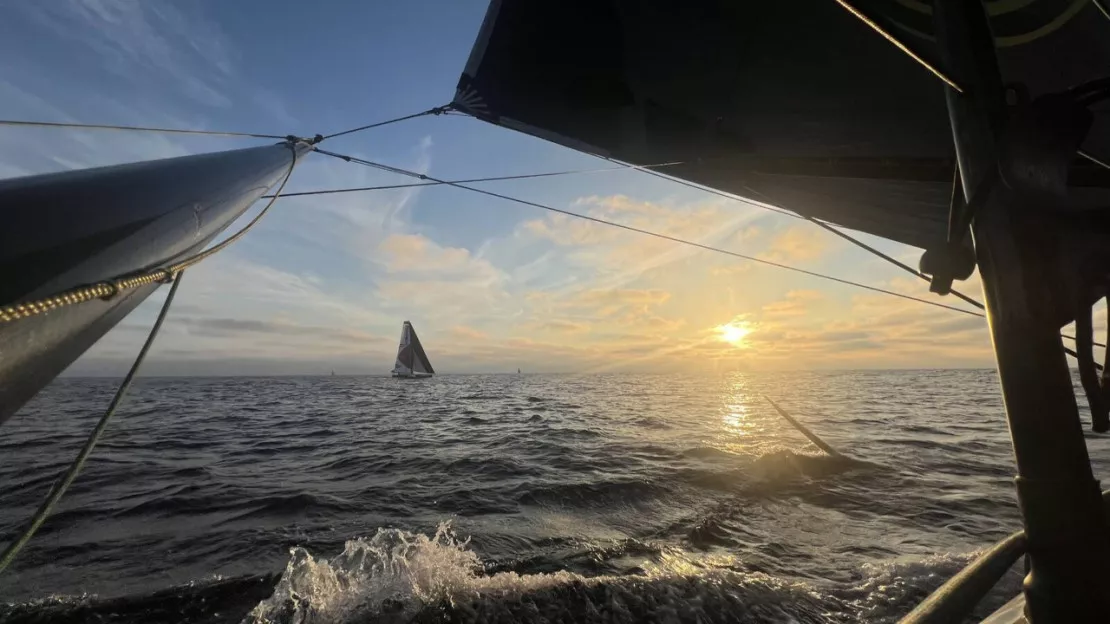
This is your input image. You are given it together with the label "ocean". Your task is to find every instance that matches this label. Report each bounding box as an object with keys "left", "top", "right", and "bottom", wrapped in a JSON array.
[{"left": 3, "top": 370, "right": 1110, "bottom": 623}]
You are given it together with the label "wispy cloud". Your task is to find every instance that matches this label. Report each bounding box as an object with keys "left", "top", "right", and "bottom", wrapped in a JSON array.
[{"left": 2, "top": 2, "right": 1002, "bottom": 376}]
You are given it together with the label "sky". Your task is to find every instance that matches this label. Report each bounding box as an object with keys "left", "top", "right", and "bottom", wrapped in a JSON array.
[{"left": 0, "top": 0, "right": 1074, "bottom": 376}]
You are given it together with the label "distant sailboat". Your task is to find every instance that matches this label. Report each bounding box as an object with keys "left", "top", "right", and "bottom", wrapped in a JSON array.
[{"left": 391, "top": 321, "right": 435, "bottom": 379}]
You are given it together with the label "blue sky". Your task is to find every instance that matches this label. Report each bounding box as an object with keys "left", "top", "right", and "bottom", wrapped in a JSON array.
[{"left": 1, "top": 0, "right": 1022, "bottom": 375}]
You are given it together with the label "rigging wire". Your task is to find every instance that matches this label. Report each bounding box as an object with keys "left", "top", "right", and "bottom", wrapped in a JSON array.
[
  {"left": 594, "top": 153, "right": 992, "bottom": 308},
  {"left": 828, "top": 0, "right": 1110, "bottom": 363},
  {"left": 0, "top": 119, "right": 285, "bottom": 140},
  {"left": 1094, "top": 0, "right": 1110, "bottom": 22},
  {"left": 317, "top": 131, "right": 1110, "bottom": 352},
  {"left": 263, "top": 161, "right": 685, "bottom": 199},
  {"left": 319, "top": 105, "right": 451, "bottom": 141},
  {"left": 832, "top": 0, "right": 962, "bottom": 92},
  {"left": 0, "top": 142, "right": 300, "bottom": 325},
  {"left": 644, "top": 164, "right": 1107, "bottom": 349},
  {"left": 312, "top": 148, "right": 985, "bottom": 318},
  {"left": 1080, "top": 149, "right": 1110, "bottom": 172},
  {"left": 603, "top": 158, "right": 805, "bottom": 222},
  {"left": 0, "top": 272, "right": 184, "bottom": 575}
]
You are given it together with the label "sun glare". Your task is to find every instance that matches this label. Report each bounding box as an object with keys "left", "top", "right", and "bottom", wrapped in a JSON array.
[{"left": 716, "top": 322, "right": 752, "bottom": 346}]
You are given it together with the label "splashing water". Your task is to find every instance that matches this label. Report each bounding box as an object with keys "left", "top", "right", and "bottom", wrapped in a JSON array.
[
  {"left": 246, "top": 522, "right": 582, "bottom": 623},
  {"left": 245, "top": 523, "right": 859, "bottom": 624}
]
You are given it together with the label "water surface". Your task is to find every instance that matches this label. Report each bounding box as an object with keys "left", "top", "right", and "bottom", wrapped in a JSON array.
[{"left": 4, "top": 371, "right": 1108, "bottom": 622}]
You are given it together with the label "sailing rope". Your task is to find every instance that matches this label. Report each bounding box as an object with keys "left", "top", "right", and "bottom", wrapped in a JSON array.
[
  {"left": 830, "top": 0, "right": 1110, "bottom": 177},
  {"left": 318, "top": 106, "right": 451, "bottom": 141},
  {"left": 311, "top": 147, "right": 984, "bottom": 317},
  {"left": 0, "top": 141, "right": 300, "bottom": 324},
  {"left": 262, "top": 161, "right": 685, "bottom": 199},
  {"left": 0, "top": 272, "right": 184, "bottom": 574},
  {"left": 0, "top": 119, "right": 286, "bottom": 140},
  {"left": 832, "top": 0, "right": 962, "bottom": 92},
  {"left": 829, "top": 1, "right": 1110, "bottom": 373}
]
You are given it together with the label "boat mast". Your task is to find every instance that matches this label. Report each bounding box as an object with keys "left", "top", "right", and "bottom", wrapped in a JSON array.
[
  {"left": 933, "top": 0, "right": 1110, "bottom": 618},
  {"left": 0, "top": 141, "right": 310, "bottom": 424}
]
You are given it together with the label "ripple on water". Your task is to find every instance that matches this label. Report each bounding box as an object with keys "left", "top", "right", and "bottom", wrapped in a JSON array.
[{"left": 0, "top": 370, "right": 1034, "bottom": 623}]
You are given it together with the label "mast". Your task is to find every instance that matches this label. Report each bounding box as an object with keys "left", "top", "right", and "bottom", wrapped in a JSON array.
[
  {"left": 0, "top": 141, "right": 310, "bottom": 425},
  {"left": 933, "top": 1, "right": 1110, "bottom": 618}
]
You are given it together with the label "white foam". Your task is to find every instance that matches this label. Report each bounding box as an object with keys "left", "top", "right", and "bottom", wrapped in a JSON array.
[
  {"left": 244, "top": 522, "right": 1008, "bottom": 624},
  {"left": 245, "top": 522, "right": 584, "bottom": 624}
]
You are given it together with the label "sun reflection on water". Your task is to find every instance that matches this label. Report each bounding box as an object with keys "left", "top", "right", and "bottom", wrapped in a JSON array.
[{"left": 714, "top": 379, "right": 790, "bottom": 457}]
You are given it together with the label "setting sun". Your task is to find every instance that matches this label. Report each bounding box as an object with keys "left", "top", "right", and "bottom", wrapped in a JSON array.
[{"left": 716, "top": 322, "right": 753, "bottom": 346}]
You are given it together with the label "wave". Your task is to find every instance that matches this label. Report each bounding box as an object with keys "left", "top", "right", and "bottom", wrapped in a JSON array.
[
  {"left": 516, "top": 480, "right": 665, "bottom": 508},
  {"left": 245, "top": 523, "right": 841, "bottom": 624},
  {"left": 749, "top": 450, "right": 873, "bottom": 481},
  {"left": 0, "top": 523, "right": 1021, "bottom": 624}
]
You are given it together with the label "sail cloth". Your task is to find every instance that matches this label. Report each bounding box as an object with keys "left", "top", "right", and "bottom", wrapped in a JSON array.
[
  {"left": 393, "top": 321, "right": 435, "bottom": 376},
  {"left": 453, "top": 0, "right": 1110, "bottom": 250},
  {"left": 408, "top": 323, "right": 435, "bottom": 375}
]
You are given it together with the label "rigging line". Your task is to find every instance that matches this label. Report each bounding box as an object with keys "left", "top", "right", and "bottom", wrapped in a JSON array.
[
  {"left": 1094, "top": 0, "right": 1110, "bottom": 21},
  {"left": 599, "top": 156, "right": 805, "bottom": 222},
  {"left": 733, "top": 181, "right": 990, "bottom": 311},
  {"left": 1080, "top": 149, "right": 1110, "bottom": 172},
  {"left": 735, "top": 188, "right": 1110, "bottom": 349},
  {"left": 0, "top": 272, "right": 183, "bottom": 575},
  {"left": 831, "top": 0, "right": 1108, "bottom": 170},
  {"left": 262, "top": 161, "right": 686, "bottom": 199},
  {"left": 319, "top": 105, "right": 450, "bottom": 141},
  {"left": 595, "top": 138, "right": 1110, "bottom": 353},
  {"left": 831, "top": 0, "right": 963, "bottom": 92},
  {"left": 0, "top": 142, "right": 300, "bottom": 325},
  {"left": 813, "top": 7, "right": 1110, "bottom": 358},
  {"left": 0, "top": 119, "right": 285, "bottom": 140},
  {"left": 313, "top": 149, "right": 985, "bottom": 318}
]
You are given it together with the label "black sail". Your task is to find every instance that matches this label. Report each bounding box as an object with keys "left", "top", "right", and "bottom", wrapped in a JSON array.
[
  {"left": 408, "top": 323, "right": 435, "bottom": 375},
  {"left": 453, "top": 0, "right": 1110, "bottom": 250}
]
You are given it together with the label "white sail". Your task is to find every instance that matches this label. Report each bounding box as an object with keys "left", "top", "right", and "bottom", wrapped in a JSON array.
[{"left": 392, "top": 321, "right": 434, "bottom": 377}]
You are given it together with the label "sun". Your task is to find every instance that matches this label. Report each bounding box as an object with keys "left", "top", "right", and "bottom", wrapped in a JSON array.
[{"left": 716, "top": 322, "right": 753, "bottom": 346}]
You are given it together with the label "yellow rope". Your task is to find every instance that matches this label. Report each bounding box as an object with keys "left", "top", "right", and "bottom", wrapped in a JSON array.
[
  {"left": 0, "top": 272, "right": 184, "bottom": 574},
  {"left": 0, "top": 142, "right": 300, "bottom": 324}
]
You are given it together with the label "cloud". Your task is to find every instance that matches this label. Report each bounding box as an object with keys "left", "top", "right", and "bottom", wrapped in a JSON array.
[
  {"left": 760, "top": 290, "right": 823, "bottom": 318},
  {"left": 377, "top": 233, "right": 500, "bottom": 280},
  {"left": 3, "top": 2, "right": 1006, "bottom": 376},
  {"left": 533, "top": 319, "right": 591, "bottom": 334},
  {"left": 450, "top": 325, "right": 489, "bottom": 341},
  {"left": 178, "top": 317, "right": 377, "bottom": 343},
  {"left": 11, "top": 1, "right": 236, "bottom": 107},
  {"left": 759, "top": 226, "right": 829, "bottom": 262}
]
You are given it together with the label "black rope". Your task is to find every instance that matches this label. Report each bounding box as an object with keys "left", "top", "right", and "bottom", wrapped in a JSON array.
[
  {"left": 1080, "top": 150, "right": 1110, "bottom": 172},
  {"left": 604, "top": 157, "right": 804, "bottom": 221},
  {"left": 0, "top": 272, "right": 183, "bottom": 574},
  {"left": 633, "top": 167, "right": 1108, "bottom": 352},
  {"left": 733, "top": 182, "right": 990, "bottom": 311},
  {"left": 312, "top": 149, "right": 985, "bottom": 318},
  {"left": 319, "top": 106, "right": 450, "bottom": 141},
  {"left": 0, "top": 119, "right": 284, "bottom": 139},
  {"left": 264, "top": 161, "right": 684, "bottom": 199},
  {"left": 1093, "top": 0, "right": 1110, "bottom": 23}
]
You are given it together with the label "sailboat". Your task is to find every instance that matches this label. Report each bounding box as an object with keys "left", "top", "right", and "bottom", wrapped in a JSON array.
[{"left": 390, "top": 321, "right": 435, "bottom": 379}]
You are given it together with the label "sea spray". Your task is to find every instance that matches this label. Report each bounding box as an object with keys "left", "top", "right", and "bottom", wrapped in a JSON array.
[
  {"left": 245, "top": 523, "right": 845, "bottom": 624},
  {"left": 246, "top": 522, "right": 581, "bottom": 623}
]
